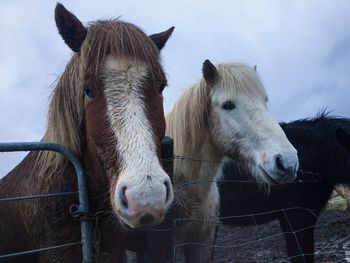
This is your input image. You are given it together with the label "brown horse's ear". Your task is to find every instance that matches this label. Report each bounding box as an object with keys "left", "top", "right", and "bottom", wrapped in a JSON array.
[
  {"left": 202, "top": 59, "right": 219, "bottom": 86},
  {"left": 149, "top": 26, "right": 175, "bottom": 50},
  {"left": 336, "top": 128, "right": 350, "bottom": 151},
  {"left": 55, "top": 3, "right": 87, "bottom": 52}
]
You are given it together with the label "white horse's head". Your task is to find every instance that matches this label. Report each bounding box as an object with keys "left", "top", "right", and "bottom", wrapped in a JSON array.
[{"left": 203, "top": 60, "right": 298, "bottom": 184}]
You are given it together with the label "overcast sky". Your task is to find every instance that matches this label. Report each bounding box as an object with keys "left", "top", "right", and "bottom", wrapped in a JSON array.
[{"left": 0, "top": 0, "right": 349, "bottom": 176}]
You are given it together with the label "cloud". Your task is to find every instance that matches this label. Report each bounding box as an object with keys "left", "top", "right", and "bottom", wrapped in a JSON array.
[
  {"left": 0, "top": 1, "right": 349, "bottom": 176},
  {"left": 325, "top": 35, "right": 350, "bottom": 65}
]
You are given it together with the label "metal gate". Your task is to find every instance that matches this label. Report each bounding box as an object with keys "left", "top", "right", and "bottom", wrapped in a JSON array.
[{"left": 0, "top": 137, "right": 173, "bottom": 262}]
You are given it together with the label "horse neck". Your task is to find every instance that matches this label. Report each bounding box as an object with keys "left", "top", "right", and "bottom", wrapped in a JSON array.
[
  {"left": 81, "top": 141, "right": 110, "bottom": 202},
  {"left": 174, "top": 131, "right": 224, "bottom": 198},
  {"left": 3, "top": 151, "right": 77, "bottom": 197},
  {"left": 168, "top": 82, "right": 224, "bottom": 198}
]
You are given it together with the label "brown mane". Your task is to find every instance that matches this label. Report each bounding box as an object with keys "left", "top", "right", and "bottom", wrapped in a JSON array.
[{"left": 38, "top": 19, "right": 164, "bottom": 181}]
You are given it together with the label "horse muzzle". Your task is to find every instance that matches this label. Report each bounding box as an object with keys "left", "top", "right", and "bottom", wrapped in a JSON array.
[
  {"left": 259, "top": 153, "right": 299, "bottom": 184},
  {"left": 112, "top": 174, "right": 173, "bottom": 228}
]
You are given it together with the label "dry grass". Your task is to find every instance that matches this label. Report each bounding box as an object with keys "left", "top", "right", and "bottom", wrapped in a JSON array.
[{"left": 326, "top": 191, "right": 349, "bottom": 211}]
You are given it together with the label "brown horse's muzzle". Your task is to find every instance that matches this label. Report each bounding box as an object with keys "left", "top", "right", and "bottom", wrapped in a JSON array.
[{"left": 112, "top": 171, "right": 173, "bottom": 228}]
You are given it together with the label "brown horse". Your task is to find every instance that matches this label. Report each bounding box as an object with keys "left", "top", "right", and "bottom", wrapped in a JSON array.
[{"left": 0, "top": 3, "right": 174, "bottom": 262}]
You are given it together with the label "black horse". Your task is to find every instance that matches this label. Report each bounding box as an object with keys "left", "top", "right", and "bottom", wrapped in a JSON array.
[{"left": 218, "top": 113, "right": 350, "bottom": 263}]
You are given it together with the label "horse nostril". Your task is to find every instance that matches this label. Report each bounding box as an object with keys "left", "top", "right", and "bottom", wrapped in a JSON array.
[
  {"left": 139, "top": 213, "right": 154, "bottom": 225},
  {"left": 275, "top": 154, "right": 286, "bottom": 172},
  {"left": 119, "top": 186, "right": 128, "bottom": 209},
  {"left": 164, "top": 180, "right": 171, "bottom": 203}
]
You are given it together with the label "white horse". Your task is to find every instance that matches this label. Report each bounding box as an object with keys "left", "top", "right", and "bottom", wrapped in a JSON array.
[{"left": 166, "top": 60, "right": 299, "bottom": 262}]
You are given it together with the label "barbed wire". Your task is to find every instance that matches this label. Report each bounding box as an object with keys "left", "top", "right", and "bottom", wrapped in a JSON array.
[
  {"left": 137, "top": 155, "right": 348, "bottom": 262},
  {"left": 168, "top": 212, "right": 350, "bottom": 262},
  {"left": 96, "top": 152, "right": 348, "bottom": 262},
  {"left": 162, "top": 155, "right": 228, "bottom": 165},
  {"left": 162, "top": 155, "right": 322, "bottom": 177},
  {"left": 163, "top": 155, "right": 323, "bottom": 190},
  {"left": 126, "top": 202, "right": 349, "bottom": 261},
  {"left": 121, "top": 200, "right": 349, "bottom": 262}
]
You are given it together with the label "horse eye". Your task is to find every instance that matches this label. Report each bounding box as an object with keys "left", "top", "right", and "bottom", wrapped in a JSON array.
[
  {"left": 84, "top": 88, "right": 95, "bottom": 98},
  {"left": 222, "top": 101, "right": 235, "bottom": 111},
  {"left": 159, "top": 83, "right": 166, "bottom": 94}
]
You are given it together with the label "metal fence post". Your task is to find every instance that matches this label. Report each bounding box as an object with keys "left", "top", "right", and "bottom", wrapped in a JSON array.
[{"left": 161, "top": 136, "right": 174, "bottom": 182}]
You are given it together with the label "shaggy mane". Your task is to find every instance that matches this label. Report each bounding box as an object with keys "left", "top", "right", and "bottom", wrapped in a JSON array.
[
  {"left": 279, "top": 109, "right": 350, "bottom": 159},
  {"left": 166, "top": 63, "right": 266, "bottom": 158},
  {"left": 281, "top": 108, "right": 350, "bottom": 127}
]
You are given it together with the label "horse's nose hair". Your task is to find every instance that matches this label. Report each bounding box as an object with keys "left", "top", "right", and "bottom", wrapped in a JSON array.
[
  {"left": 275, "top": 154, "right": 296, "bottom": 175},
  {"left": 275, "top": 154, "right": 286, "bottom": 172},
  {"left": 140, "top": 213, "right": 155, "bottom": 225}
]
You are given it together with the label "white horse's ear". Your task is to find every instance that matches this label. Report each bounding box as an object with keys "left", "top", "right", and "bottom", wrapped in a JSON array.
[
  {"left": 254, "top": 65, "right": 257, "bottom": 72},
  {"left": 149, "top": 26, "right": 175, "bottom": 50},
  {"left": 202, "top": 59, "right": 218, "bottom": 86},
  {"left": 55, "top": 3, "right": 87, "bottom": 52}
]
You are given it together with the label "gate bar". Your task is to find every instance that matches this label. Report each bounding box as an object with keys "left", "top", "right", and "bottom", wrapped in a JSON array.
[
  {"left": 0, "top": 242, "right": 82, "bottom": 260},
  {"left": 0, "top": 191, "right": 78, "bottom": 203},
  {"left": 0, "top": 142, "right": 92, "bottom": 263}
]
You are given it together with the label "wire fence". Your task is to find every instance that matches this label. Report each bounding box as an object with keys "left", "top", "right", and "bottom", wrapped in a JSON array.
[
  {"left": 129, "top": 154, "right": 350, "bottom": 263},
  {"left": 0, "top": 137, "right": 175, "bottom": 262},
  {"left": 1, "top": 144, "right": 349, "bottom": 262},
  {"left": 211, "top": 210, "right": 350, "bottom": 263},
  {"left": 125, "top": 205, "right": 350, "bottom": 262},
  {"left": 0, "top": 142, "right": 92, "bottom": 262}
]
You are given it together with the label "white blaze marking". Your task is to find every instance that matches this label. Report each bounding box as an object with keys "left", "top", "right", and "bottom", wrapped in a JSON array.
[{"left": 103, "top": 56, "right": 166, "bottom": 202}]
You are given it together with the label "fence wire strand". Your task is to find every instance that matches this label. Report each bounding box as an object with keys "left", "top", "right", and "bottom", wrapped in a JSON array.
[{"left": 152, "top": 155, "right": 349, "bottom": 262}]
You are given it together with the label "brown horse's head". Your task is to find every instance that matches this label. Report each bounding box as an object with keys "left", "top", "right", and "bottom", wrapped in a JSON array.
[{"left": 52, "top": 3, "right": 174, "bottom": 228}]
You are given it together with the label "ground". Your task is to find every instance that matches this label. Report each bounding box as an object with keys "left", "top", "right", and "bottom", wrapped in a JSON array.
[
  {"left": 127, "top": 196, "right": 350, "bottom": 262},
  {"left": 212, "top": 196, "right": 350, "bottom": 263}
]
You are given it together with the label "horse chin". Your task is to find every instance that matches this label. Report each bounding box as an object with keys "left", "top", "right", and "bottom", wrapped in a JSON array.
[
  {"left": 224, "top": 151, "right": 279, "bottom": 185},
  {"left": 119, "top": 219, "right": 151, "bottom": 232},
  {"left": 115, "top": 207, "right": 165, "bottom": 230},
  {"left": 257, "top": 165, "right": 297, "bottom": 185},
  {"left": 224, "top": 149, "right": 297, "bottom": 185},
  {"left": 257, "top": 165, "right": 280, "bottom": 185}
]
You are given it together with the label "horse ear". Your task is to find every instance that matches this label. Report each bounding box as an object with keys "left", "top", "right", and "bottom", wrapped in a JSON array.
[
  {"left": 149, "top": 26, "right": 175, "bottom": 50},
  {"left": 55, "top": 3, "right": 87, "bottom": 52},
  {"left": 202, "top": 59, "right": 218, "bottom": 86},
  {"left": 336, "top": 128, "right": 350, "bottom": 151}
]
